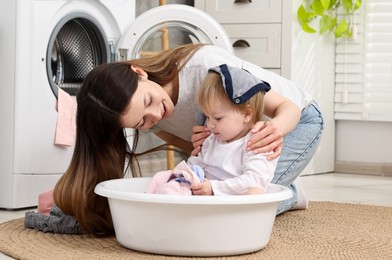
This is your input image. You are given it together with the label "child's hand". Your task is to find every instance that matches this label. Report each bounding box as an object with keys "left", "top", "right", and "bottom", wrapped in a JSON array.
[
  {"left": 191, "top": 146, "right": 201, "bottom": 156},
  {"left": 191, "top": 179, "right": 213, "bottom": 195}
]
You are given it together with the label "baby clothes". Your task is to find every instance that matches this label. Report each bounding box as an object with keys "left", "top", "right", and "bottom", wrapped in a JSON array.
[{"left": 146, "top": 160, "right": 204, "bottom": 195}]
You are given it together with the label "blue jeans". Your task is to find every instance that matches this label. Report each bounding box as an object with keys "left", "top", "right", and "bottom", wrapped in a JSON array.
[{"left": 272, "top": 101, "right": 324, "bottom": 214}]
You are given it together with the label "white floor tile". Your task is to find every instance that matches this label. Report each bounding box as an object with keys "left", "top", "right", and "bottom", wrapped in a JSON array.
[
  {"left": 0, "top": 209, "right": 33, "bottom": 224},
  {"left": 301, "top": 173, "right": 392, "bottom": 207}
]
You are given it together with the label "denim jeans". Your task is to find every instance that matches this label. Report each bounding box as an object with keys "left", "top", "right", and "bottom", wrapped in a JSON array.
[{"left": 272, "top": 101, "right": 324, "bottom": 214}]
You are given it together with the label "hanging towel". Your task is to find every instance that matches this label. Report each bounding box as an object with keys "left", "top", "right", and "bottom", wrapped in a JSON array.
[{"left": 55, "top": 87, "right": 77, "bottom": 146}]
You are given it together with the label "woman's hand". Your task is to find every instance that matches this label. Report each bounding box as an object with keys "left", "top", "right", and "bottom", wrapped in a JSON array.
[
  {"left": 191, "top": 179, "right": 213, "bottom": 195},
  {"left": 191, "top": 125, "right": 210, "bottom": 156},
  {"left": 247, "top": 120, "right": 283, "bottom": 160}
]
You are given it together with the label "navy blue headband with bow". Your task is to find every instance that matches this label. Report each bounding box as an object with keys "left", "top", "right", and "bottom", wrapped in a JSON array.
[{"left": 209, "top": 64, "right": 271, "bottom": 104}]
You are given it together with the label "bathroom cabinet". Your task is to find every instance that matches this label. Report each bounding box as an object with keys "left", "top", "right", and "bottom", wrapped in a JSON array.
[{"left": 195, "top": 0, "right": 291, "bottom": 77}]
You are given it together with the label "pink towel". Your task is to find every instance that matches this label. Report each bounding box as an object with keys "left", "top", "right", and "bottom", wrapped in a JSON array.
[
  {"left": 146, "top": 170, "right": 193, "bottom": 195},
  {"left": 55, "top": 87, "right": 77, "bottom": 146}
]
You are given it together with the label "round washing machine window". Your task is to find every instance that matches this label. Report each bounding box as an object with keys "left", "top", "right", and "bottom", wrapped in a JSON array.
[
  {"left": 117, "top": 4, "right": 233, "bottom": 61},
  {"left": 46, "top": 14, "right": 110, "bottom": 97},
  {"left": 131, "top": 21, "right": 212, "bottom": 59}
]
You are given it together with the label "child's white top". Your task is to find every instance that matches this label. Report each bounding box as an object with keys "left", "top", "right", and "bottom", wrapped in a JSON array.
[{"left": 187, "top": 132, "right": 278, "bottom": 195}]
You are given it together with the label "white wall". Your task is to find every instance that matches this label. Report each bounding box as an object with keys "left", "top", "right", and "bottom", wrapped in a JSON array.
[
  {"left": 336, "top": 121, "right": 392, "bottom": 164},
  {"left": 289, "top": 1, "right": 392, "bottom": 173},
  {"left": 289, "top": 1, "right": 335, "bottom": 174},
  {"left": 333, "top": 1, "right": 392, "bottom": 167}
]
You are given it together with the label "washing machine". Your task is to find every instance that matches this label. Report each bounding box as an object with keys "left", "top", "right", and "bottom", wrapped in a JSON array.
[{"left": 0, "top": 0, "right": 232, "bottom": 209}]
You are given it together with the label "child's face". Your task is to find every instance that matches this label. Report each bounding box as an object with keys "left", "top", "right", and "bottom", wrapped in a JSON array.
[{"left": 204, "top": 99, "right": 252, "bottom": 143}]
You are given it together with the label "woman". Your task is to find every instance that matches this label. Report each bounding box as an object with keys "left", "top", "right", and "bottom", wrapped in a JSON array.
[{"left": 54, "top": 44, "right": 323, "bottom": 235}]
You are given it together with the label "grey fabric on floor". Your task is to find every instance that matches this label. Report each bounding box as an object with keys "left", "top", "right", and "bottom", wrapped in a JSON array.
[{"left": 24, "top": 206, "right": 84, "bottom": 235}]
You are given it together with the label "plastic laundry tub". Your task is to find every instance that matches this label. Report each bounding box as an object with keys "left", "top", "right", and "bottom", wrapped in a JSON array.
[{"left": 95, "top": 177, "right": 292, "bottom": 256}]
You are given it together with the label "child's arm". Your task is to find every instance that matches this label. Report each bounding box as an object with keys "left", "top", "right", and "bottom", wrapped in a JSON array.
[{"left": 209, "top": 151, "right": 278, "bottom": 196}]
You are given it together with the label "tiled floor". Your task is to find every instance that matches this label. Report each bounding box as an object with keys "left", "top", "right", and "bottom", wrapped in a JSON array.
[
  {"left": 301, "top": 172, "right": 392, "bottom": 207},
  {"left": 0, "top": 173, "right": 391, "bottom": 259}
]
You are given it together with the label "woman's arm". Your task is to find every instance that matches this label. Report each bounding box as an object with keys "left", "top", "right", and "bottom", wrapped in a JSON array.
[
  {"left": 262, "top": 89, "right": 301, "bottom": 135},
  {"left": 247, "top": 90, "right": 301, "bottom": 157},
  {"left": 190, "top": 90, "right": 301, "bottom": 158}
]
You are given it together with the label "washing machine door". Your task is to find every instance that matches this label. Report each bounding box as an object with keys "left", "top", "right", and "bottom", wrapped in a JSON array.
[
  {"left": 46, "top": 15, "right": 110, "bottom": 97},
  {"left": 117, "top": 4, "right": 233, "bottom": 61}
]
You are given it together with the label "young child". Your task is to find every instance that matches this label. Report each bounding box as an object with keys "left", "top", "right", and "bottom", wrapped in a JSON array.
[{"left": 148, "top": 64, "right": 277, "bottom": 196}]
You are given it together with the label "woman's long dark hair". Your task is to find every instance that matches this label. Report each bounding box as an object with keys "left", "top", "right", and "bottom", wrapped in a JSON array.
[{"left": 53, "top": 44, "right": 204, "bottom": 235}]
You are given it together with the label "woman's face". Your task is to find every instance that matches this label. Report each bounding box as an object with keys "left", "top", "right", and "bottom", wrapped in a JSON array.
[{"left": 120, "top": 67, "right": 174, "bottom": 130}]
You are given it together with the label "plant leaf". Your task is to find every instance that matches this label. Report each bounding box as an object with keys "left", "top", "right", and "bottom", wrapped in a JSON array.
[
  {"left": 335, "top": 20, "right": 349, "bottom": 37},
  {"left": 344, "top": 29, "right": 353, "bottom": 38},
  {"left": 302, "top": 22, "right": 317, "bottom": 33},
  {"left": 329, "top": 0, "right": 338, "bottom": 9},
  {"left": 331, "top": 17, "right": 337, "bottom": 29},
  {"left": 341, "top": 0, "right": 353, "bottom": 13},
  {"left": 311, "top": 1, "right": 325, "bottom": 16},
  {"left": 296, "top": 0, "right": 360, "bottom": 39},
  {"left": 307, "top": 12, "right": 317, "bottom": 20},
  {"left": 354, "top": 0, "right": 362, "bottom": 11},
  {"left": 320, "top": 15, "right": 333, "bottom": 34},
  {"left": 297, "top": 5, "right": 308, "bottom": 23},
  {"left": 320, "top": 0, "right": 330, "bottom": 10}
]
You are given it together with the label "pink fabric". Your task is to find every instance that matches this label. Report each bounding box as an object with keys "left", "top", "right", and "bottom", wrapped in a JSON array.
[
  {"left": 146, "top": 170, "right": 193, "bottom": 195},
  {"left": 37, "top": 188, "right": 55, "bottom": 215},
  {"left": 55, "top": 87, "right": 77, "bottom": 146},
  {"left": 146, "top": 161, "right": 201, "bottom": 195}
]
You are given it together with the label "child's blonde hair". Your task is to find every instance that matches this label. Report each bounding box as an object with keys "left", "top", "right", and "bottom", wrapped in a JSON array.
[{"left": 197, "top": 72, "right": 265, "bottom": 124}]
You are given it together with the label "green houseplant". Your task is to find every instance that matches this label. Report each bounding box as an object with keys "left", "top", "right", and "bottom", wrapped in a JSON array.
[{"left": 297, "top": 0, "right": 362, "bottom": 38}]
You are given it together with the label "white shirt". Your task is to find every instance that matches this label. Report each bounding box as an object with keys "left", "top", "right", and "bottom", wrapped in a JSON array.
[
  {"left": 187, "top": 132, "right": 278, "bottom": 195},
  {"left": 155, "top": 45, "right": 312, "bottom": 142}
]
